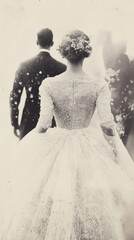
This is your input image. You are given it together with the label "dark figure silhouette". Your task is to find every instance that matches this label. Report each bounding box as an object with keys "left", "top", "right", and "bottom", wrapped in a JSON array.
[{"left": 10, "top": 28, "right": 66, "bottom": 139}]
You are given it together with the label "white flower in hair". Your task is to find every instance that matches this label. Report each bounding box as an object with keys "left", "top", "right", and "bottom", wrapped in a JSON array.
[{"left": 58, "top": 30, "right": 92, "bottom": 60}]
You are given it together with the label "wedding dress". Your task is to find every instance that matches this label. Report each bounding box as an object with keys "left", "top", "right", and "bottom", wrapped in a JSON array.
[{"left": 1, "top": 71, "right": 134, "bottom": 240}]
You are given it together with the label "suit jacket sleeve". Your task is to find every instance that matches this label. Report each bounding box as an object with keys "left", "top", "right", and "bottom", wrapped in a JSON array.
[
  {"left": 49, "top": 58, "right": 67, "bottom": 77},
  {"left": 56, "top": 62, "right": 67, "bottom": 75},
  {"left": 10, "top": 64, "right": 24, "bottom": 128}
]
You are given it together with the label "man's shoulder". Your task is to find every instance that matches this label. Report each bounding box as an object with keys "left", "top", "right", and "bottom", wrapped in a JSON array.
[
  {"left": 16, "top": 53, "right": 66, "bottom": 77},
  {"left": 50, "top": 56, "right": 65, "bottom": 65},
  {"left": 16, "top": 53, "right": 46, "bottom": 76},
  {"left": 49, "top": 56, "right": 67, "bottom": 71},
  {"left": 21, "top": 54, "right": 41, "bottom": 68}
]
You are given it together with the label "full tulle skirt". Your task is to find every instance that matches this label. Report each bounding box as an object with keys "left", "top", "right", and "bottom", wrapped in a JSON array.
[{"left": 1, "top": 127, "right": 134, "bottom": 240}]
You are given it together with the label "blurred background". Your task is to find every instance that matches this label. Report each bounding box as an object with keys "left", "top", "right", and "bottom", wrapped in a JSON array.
[{"left": 0, "top": 0, "right": 134, "bottom": 158}]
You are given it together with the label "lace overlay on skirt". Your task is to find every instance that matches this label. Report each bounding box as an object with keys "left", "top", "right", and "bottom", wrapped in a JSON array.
[{"left": 1, "top": 127, "right": 134, "bottom": 240}]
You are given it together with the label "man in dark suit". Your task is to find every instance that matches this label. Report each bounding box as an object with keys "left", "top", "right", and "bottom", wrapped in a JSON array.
[{"left": 10, "top": 28, "right": 66, "bottom": 139}]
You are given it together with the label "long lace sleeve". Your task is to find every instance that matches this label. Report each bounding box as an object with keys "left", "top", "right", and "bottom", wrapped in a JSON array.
[
  {"left": 36, "top": 81, "right": 54, "bottom": 133},
  {"left": 96, "top": 81, "right": 116, "bottom": 154}
]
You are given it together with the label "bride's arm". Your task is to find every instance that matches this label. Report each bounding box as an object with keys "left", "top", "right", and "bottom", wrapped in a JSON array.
[
  {"left": 36, "top": 80, "right": 54, "bottom": 133},
  {"left": 96, "top": 81, "right": 117, "bottom": 155}
]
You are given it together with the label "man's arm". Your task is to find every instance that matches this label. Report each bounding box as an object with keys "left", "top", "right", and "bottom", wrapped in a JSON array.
[
  {"left": 10, "top": 64, "right": 24, "bottom": 137},
  {"left": 49, "top": 58, "right": 67, "bottom": 77},
  {"left": 55, "top": 61, "right": 67, "bottom": 75}
]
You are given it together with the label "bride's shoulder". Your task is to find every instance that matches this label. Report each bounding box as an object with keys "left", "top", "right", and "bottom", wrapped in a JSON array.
[
  {"left": 41, "top": 75, "right": 60, "bottom": 88},
  {"left": 97, "top": 79, "right": 107, "bottom": 89},
  {"left": 40, "top": 77, "right": 56, "bottom": 94},
  {"left": 96, "top": 79, "right": 110, "bottom": 97},
  {"left": 84, "top": 74, "right": 102, "bottom": 87},
  {"left": 84, "top": 74, "right": 108, "bottom": 94},
  {"left": 43, "top": 73, "right": 65, "bottom": 86}
]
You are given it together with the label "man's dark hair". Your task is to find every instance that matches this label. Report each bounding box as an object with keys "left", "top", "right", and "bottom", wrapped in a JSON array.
[{"left": 37, "top": 28, "right": 53, "bottom": 48}]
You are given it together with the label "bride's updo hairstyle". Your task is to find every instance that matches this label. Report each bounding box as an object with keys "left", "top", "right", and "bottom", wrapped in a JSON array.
[{"left": 59, "top": 30, "right": 92, "bottom": 63}]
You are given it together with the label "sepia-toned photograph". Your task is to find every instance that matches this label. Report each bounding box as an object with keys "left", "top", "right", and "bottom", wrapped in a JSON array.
[{"left": 0, "top": 0, "right": 134, "bottom": 239}]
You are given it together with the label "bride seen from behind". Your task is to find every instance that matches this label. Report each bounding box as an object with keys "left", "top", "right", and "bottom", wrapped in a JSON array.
[{"left": 1, "top": 30, "right": 134, "bottom": 240}]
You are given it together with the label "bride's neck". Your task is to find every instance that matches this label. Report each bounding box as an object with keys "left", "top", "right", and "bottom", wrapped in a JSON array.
[{"left": 67, "top": 61, "right": 84, "bottom": 74}]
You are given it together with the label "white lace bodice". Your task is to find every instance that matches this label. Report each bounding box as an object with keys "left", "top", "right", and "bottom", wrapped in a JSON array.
[{"left": 37, "top": 72, "right": 115, "bottom": 136}]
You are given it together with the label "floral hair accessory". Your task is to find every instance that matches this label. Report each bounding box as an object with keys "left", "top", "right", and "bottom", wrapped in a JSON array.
[{"left": 58, "top": 30, "right": 92, "bottom": 62}]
